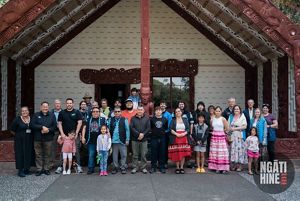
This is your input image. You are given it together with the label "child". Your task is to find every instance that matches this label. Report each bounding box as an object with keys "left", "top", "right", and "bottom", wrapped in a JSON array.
[
  {"left": 128, "top": 88, "right": 141, "bottom": 110},
  {"left": 150, "top": 106, "right": 169, "bottom": 174},
  {"left": 192, "top": 113, "right": 209, "bottom": 173},
  {"left": 245, "top": 127, "right": 260, "bottom": 175},
  {"left": 57, "top": 131, "right": 76, "bottom": 175},
  {"left": 96, "top": 125, "right": 112, "bottom": 176}
]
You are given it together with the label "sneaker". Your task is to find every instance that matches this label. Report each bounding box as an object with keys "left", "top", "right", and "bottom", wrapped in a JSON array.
[
  {"left": 131, "top": 168, "right": 137, "bottom": 174},
  {"left": 87, "top": 169, "right": 94, "bottom": 175},
  {"left": 216, "top": 170, "right": 220, "bottom": 174},
  {"left": 103, "top": 171, "right": 108, "bottom": 176},
  {"left": 150, "top": 168, "right": 156, "bottom": 174},
  {"left": 142, "top": 168, "right": 148, "bottom": 174},
  {"left": 77, "top": 166, "right": 83, "bottom": 173},
  {"left": 55, "top": 167, "right": 62, "bottom": 174},
  {"left": 99, "top": 171, "right": 104, "bottom": 176},
  {"left": 121, "top": 169, "right": 126, "bottom": 174},
  {"left": 35, "top": 170, "right": 43, "bottom": 176},
  {"left": 44, "top": 170, "right": 51, "bottom": 175},
  {"left": 66, "top": 169, "right": 71, "bottom": 175},
  {"left": 196, "top": 168, "right": 201, "bottom": 173},
  {"left": 111, "top": 168, "right": 118, "bottom": 174},
  {"left": 62, "top": 170, "right": 67, "bottom": 175},
  {"left": 18, "top": 170, "right": 26, "bottom": 177},
  {"left": 200, "top": 168, "right": 206, "bottom": 173},
  {"left": 160, "top": 169, "right": 166, "bottom": 174}
]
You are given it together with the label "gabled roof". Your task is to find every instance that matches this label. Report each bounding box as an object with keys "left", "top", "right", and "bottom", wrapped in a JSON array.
[{"left": 0, "top": 0, "right": 299, "bottom": 68}]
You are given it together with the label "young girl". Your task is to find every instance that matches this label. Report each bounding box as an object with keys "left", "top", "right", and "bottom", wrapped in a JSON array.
[
  {"left": 192, "top": 113, "right": 209, "bottom": 173},
  {"left": 245, "top": 127, "right": 260, "bottom": 175},
  {"left": 96, "top": 125, "right": 112, "bottom": 176},
  {"left": 57, "top": 131, "right": 76, "bottom": 175}
]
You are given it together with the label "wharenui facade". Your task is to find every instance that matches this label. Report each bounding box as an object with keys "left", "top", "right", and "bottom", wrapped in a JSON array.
[{"left": 0, "top": 0, "right": 300, "bottom": 159}]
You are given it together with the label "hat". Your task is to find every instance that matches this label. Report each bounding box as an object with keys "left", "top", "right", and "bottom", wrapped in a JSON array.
[
  {"left": 83, "top": 92, "right": 92, "bottom": 99},
  {"left": 125, "top": 98, "right": 133, "bottom": 103}
]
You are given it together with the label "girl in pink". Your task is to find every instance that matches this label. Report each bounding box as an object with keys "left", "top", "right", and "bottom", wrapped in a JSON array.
[
  {"left": 57, "top": 131, "right": 76, "bottom": 175},
  {"left": 245, "top": 127, "right": 260, "bottom": 175}
]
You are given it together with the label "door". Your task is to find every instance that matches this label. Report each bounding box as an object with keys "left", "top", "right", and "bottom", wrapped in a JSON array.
[{"left": 97, "top": 84, "right": 128, "bottom": 109}]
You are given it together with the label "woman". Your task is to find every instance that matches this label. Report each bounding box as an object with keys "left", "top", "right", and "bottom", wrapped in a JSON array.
[
  {"left": 250, "top": 108, "right": 267, "bottom": 146},
  {"left": 262, "top": 104, "right": 278, "bottom": 162},
  {"left": 228, "top": 105, "right": 247, "bottom": 171},
  {"left": 208, "top": 106, "right": 230, "bottom": 173},
  {"left": 168, "top": 108, "right": 192, "bottom": 174},
  {"left": 10, "top": 106, "right": 33, "bottom": 177},
  {"left": 193, "top": 101, "right": 210, "bottom": 126},
  {"left": 206, "top": 105, "right": 215, "bottom": 163}
]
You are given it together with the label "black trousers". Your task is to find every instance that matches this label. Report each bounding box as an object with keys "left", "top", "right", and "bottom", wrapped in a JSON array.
[
  {"left": 151, "top": 137, "right": 166, "bottom": 169},
  {"left": 267, "top": 141, "right": 275, "bottom": 162},
  {"left": 14, "top": 132, "right": 33, "bottom": 170}
]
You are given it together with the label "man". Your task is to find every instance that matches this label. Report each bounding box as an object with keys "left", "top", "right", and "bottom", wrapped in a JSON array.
[
  {"left": 83, "top": 92, "right": 93, "bottom": 112},
  {"left": 31, "top": 102, "right": 57, "bottom": 176},
  {"left": 243, "top": 99, "right": 255, "bottom": 135},
  {"left": 100, "top": 98, "right": 111, "bottom": 118},
  {"left": 82, "top": 107, "right": 106, "bottom": 174},
  {"left": 222, "top": 97, "right": 236, "bottom": 120},
  {"left": 121, "top": 99, "right": 137, "bottom": 124},
  {"left": 160, "top": 101, "right": 172, "bottom": 168},
  {"left": 108, "top": 99, "right": 122, "bottom": 118},
  {"left": 91, "top": 101, "right": 107, "bottom": 119},
  {"left": 50, "top": 99, "right": 62, "bottom": 169},
  {"left": 107, "top": 107, "right": 130, "bottom": 174},
  {"left": 57, "top": 98, "right": 83, "bottom": 173},
  {"left": 130, "top": 106, "right": 151, "bottom": 174}
]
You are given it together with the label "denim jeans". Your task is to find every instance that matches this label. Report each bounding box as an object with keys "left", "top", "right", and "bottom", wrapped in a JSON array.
[
  {"left": 88, "top": 143, "right": 96, "bottom": 171},
  {"left": 151, "top": 137, "right": 166, "bottom": 169},
  {"left": 99, "top": 150, "right": 109, "bottom": 171}
]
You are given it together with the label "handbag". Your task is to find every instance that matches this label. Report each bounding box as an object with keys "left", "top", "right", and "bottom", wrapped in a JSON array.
[{"left": 226, "top": 131, "right": 233, "bottom": 143}]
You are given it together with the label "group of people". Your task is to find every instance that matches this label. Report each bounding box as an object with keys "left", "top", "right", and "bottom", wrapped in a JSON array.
[{"left": 10, "top": 89, "right": 278, "bottom": 177}]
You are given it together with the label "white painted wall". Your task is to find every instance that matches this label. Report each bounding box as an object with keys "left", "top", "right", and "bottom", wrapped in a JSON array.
[{"left": 35, "top": 0, "right": 245, "bottom": 111}]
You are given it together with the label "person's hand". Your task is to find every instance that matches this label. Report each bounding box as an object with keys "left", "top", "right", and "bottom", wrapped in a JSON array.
[
  {"left": 81, "top": 138, "right": 86, "bottom": 144},
  {"left": 197, "top": 141, "right": 201, "bottom": 145},
  {"left": 125, "top": 141, "right": 129, "bottom": 146},
  {"left": 73, "top": 153, "right": 75, "bottom": 156},
  {"left": 42, "top": 126, "right": 49, "bottom": 133},
  {"left": 138, "top": 133, "right": 144, "bottom": 140}
]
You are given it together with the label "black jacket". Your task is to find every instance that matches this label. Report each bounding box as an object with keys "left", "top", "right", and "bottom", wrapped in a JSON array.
[
  {"left": 130, "top": 114, "right": 151, "bottom": 142},
  {"left": 169, "top": 118, "right": 192, "bottom": 145},
  {"left": 192, "top": 123, "right": 209, "bottom": 143},
  {"left": 31, "top": 111, "right": 56, "bottom": 141}
]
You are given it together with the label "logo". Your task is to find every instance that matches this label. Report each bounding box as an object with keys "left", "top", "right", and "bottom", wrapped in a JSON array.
[
  {"left": 253, "top": 156, "right": 295, "bottom": 194},
  {"left": 155, "top": 121, "right": 162, "bottom": 128}
]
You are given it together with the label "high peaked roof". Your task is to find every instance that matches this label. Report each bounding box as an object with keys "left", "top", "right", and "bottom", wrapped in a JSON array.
[{"left": 0, "top": 0, "right": 299, "bottom": 68}]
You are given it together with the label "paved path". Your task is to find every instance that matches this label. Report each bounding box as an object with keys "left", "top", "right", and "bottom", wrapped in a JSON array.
[{"left": 0, "top": 161, "right": 299, "bottom": 201}]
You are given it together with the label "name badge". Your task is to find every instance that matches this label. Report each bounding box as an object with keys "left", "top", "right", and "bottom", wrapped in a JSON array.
[{"left": 26, "top": 129, "right": 31, "bottom": 134}]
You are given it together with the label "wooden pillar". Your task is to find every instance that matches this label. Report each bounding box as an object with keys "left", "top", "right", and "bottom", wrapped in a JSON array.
[
  {"left": 294, "top": 44, "right": 300, "bottom": 135},
  {"left": 277, "top": 55, "right": 289, "bottom": 138},
  {"left": 7, "top": 59, "right": 16, "bottom": 128},
  {"left": 21, "top": 66, "right": 35, "bottom": 114},
  {"left": 263, "top": 60, "right": 272, "bottom": 110}
]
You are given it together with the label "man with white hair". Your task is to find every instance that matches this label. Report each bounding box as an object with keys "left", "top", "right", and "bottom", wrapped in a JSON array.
[
  {"left": 222, "top": 97, "right": 236, "bottom": 120},
  {"left": 243, "top": 99, "right": 255, "bottom": 134}
]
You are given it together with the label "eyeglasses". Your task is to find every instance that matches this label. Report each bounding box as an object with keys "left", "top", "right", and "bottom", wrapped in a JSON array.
[
  {"left": 92, "top": 111, "right": 100, "bottom": 113},
  {"left": 114, "top": 111, "right": 121, "bottom": 113}
]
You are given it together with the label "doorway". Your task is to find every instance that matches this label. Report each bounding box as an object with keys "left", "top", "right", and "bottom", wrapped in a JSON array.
[{"left": 96, "top": 84, "right": 129, "bottom": 109}]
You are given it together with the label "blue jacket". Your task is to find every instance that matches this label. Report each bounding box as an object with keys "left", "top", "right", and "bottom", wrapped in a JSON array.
[
  {"left": 250, "top": 117, "right": 267, "bottom": 145},
  {"left": 162, "top": 110, "right": 172, "bottom": 132}
]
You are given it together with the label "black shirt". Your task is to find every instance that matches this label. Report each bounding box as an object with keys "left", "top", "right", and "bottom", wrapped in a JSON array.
[
  {"left": 150, "top": 116, "right": 168, "bottom": 138},
  {"left": 85, "top": 117, "right": 106, "bottom": 144},
  {"left": 58, "top": 109, "right": 83, "bottom": 135}
]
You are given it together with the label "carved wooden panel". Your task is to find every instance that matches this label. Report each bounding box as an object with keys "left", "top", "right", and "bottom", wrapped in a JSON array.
[
  {"left": 263, "top": 60, "right": 272, "bottom": 110},
  {"left": 0, "top": 140, "right": 15, "bottom": 162}
]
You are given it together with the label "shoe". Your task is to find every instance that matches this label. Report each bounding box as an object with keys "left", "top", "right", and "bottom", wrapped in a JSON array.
[
  {"left": 44, "top": 170, "right": 51, "bottom": 175},
  {"left": 216, "top": 170, "right": 220, "bottom": 174},
  {"left": 131, "top": 168, "right": 137, "bottom": 174},
  {"left": 196, "top": 168, "right": 201, "bottom": 173},
  {"left": 55, "top": 167, "right": 62, "bottom": 174},
  {"left": 150, "top": 168, "right": 156, "bottom": 174},
  {"left": 87, "top": 169, "right": 94, "bottom": 175},
  {"left": 255, "top": 171, "right": 259, "bottom": 175},
  {"left": 77, "top": 166, "right": 83, "bottom": 173},
  {"left": 99, "top": 171, "right": 104, "bottom": 176},
  {"left": 63, "top": 170, "right": 67, "bottom": 175},
  {"left": 35, "top": 171, "right": 43, "bottom": 176},
  {"left": 236, "top": 168, "right": 242, "bottom": 172},
  {"left": 121, "top": 169, "right": 126, "bottom": 174},
  {"left": 66, "top": 169, "right": 71, "bottom": 175},
  {"left": 164, "top": 164, "right": 168, "bottom": 169},
  {"left": 200, "top": 168, "right": 206, "bottom": 173},
  {"left": 103, "top": 171, "right": 108, "bottom": 176},
  {"left": 23, "top": 169, "right": 31, "bottom": 175},
  {"left": 175, "top": 169, "right": 180, "bottom": 174},
  {"left": 248, "top": 171, "right": 254, "bottom": 175},
  {"left": 187, "top": 163, "right": 193, "bottom": 168},
  {"left": 180, "top": 169, "right": 185, "bottom": 174},
  {"left": 142, "top": 168, "right": 148, "bottom": 174},
  {"left": 160, "top": 169, "right": 166, "bottom": 174},
  {"left": 18, "top": 170, "right": 26, "bottom": 177},
  {"left": 112, "top": 168, "right": 118, "bottom": 174},
  {"left": 222, "top": 170, "right": 228, "bottom": 174}
]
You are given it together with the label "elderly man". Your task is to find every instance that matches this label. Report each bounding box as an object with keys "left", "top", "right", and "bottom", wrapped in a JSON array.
[
  {"left": 243, "top": 99, "right": 255, "bottom": 134},
  {"left": 222, "top": 97, "right": 236, "bottom": 120},
  {"left": 130, "top": 106, "right": 151, "bottom": 174},
  {"left": 31, "top": 102, "right": 57, "bottom": 176}
]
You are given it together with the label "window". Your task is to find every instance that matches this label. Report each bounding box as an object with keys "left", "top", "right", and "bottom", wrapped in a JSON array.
[{"left": 153, "top": 77, "right": 190, "bottom": 111}]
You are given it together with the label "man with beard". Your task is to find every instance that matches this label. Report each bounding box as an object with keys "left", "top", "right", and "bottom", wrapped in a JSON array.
[
  {"left": 121, "top": 99, "right": 137, "bottom": 124},
  {"left": 108, "top": 99, "right": 122, "bottom": 118},
  {"left": 57, "top": 98, "right": 83, "bottom": 173},
  {"left": 222, "top": 97, "right": 236, "bottom": 120},
  {"left": 83, "top": 93, "right": 93, "bottom": 112}
]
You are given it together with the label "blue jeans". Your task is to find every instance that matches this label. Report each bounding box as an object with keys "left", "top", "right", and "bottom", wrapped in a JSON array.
[
  {"left": 88, "top": 143, "right": 96, "bottom": 171},
  {"left": 99, "top": 151, "right": 109, "bottom": 171}
]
